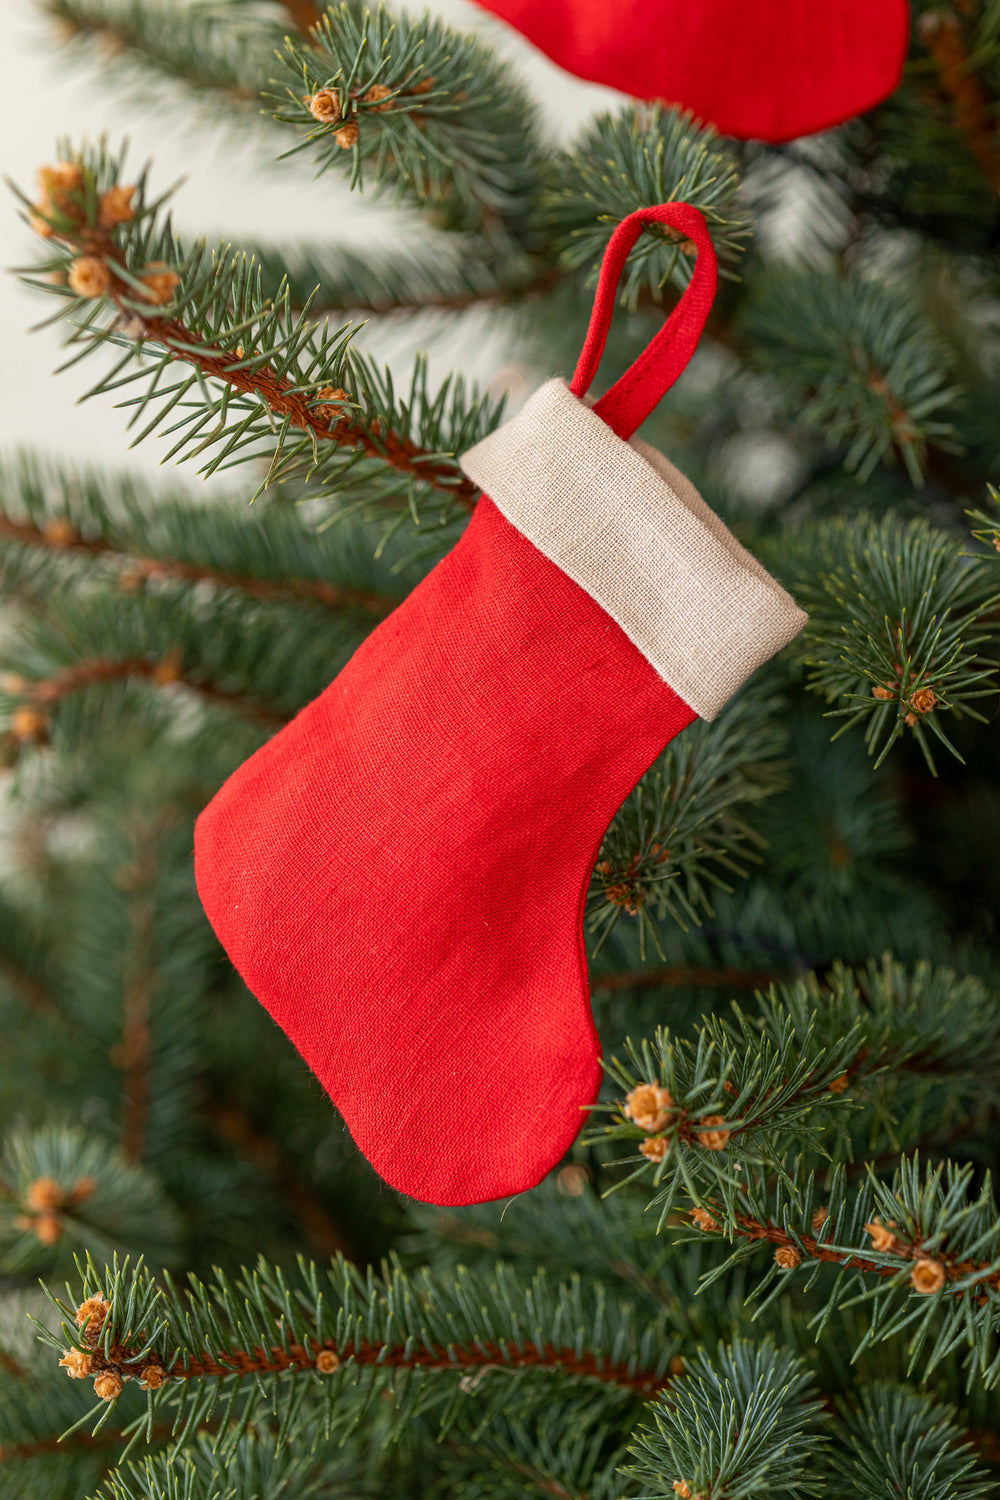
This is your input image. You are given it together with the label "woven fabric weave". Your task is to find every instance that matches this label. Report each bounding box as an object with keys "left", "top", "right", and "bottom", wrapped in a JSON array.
[{"left": 459, "top": 380, "right": 806, "bottom": 720}]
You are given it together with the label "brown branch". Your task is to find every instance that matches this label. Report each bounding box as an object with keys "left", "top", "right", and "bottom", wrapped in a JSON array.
[
  {"left": 0, "top": 956, "right": 56, "bottom": 1015},
  {"left": 311, "top": 264, "right": 564, "bottom": 321},
  {"left": 279, "top": 0, "right": 322, "bottom": 32},
  {"left": 0, "top": 1348, "right": 27, "bottom": 1380},
  {"left": 0, "top": 515, "right": 395, "bottom": 618},
  {"left": 919, "top": 9, "right": 1000, "bottom": 193},
  {"left": 132, "top": 306, "right": 476, "bottom": 506},
  {"left": 591, "top": 965, "right": 777, "bottom": 996},
  {"left": 201, "top": 1097, "right": 360, "bottom": 1264},
  {"left": 177, "top": 1337, "right": 668, "bottom": 1396},
  {"left": 85, "top": 1330, "right": 671, "bottom": 1399},
  {"left": 37, "top": 203, "right": 477, "bottom": 507},
  {"left": 20, "top": 655, "right": 288, "bottom": 730},
  {"left": 696, "top": 1208, "right": 1000, "bottom": 1294}
]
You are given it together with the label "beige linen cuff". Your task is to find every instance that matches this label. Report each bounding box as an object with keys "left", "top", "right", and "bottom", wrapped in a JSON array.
[{"left": 458, "top": 378, "right": 807, "bottom": 720}]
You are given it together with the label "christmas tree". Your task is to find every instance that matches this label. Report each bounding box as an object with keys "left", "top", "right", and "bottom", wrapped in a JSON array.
[{"left": 3, "top": 1, "right": 1000, "bottom": 1494}]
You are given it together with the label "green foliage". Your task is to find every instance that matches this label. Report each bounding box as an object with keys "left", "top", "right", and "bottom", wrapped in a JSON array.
[
  {"left": 623, "top": 1339, "right": 825, "bottom": 1499},
  {"left": 272, "top": 2, "right": 544, "bottom": 232},
  {"left": 12, "top": 139, "right": 500, "bottom": 526},
  {"left": 36, "top": 1251, "right": 681, "bottom": 1452},
  {"left": 791, "top": 513, "right": 1000, "bottom": 770},
  {"left": 825, "top": 1382, "right": 996, "bottom": 1499},
  {"left": 540, "top": 104, "right": 752, "bottom": 304},
  {"left": 588, "top": 682, "right": 789, "bottom": 955},
  {"left": 40, "top": 0, "right": 283, "bottom": 119},
  {"left": 0, "top": 1125, "right": 181, "bottom": 1274},
  {"left": 742, "top": 268, "right": 962, "bottom": 484}
]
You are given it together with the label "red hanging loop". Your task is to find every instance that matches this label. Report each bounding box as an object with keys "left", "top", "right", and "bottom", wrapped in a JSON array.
[{"left": 570, "top": 203, "right": 718, "bottom": 441}]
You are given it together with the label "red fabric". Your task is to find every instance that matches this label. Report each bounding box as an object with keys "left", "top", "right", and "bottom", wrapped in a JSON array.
[
  {"left": 571, "top": 203, "right": 717, "bottom": 436},
  {"left": 194, "top": 204, "right": 710, "bottom": 1205},
  {"left": 474, "top": 0, "right": 910, "bottom": 142}
]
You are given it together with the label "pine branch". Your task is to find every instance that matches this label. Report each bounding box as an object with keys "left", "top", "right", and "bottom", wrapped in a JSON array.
[
  {"left": 918, "top": 8, "right": 1000, "bottom": 194},
  {"left": 3, "top": 655, "right": 288, "bottom": 753},
  {"left": 272, "top": 2, "right": 544, "bottom": 235},
  {"left": 539, "top": 104, "right": 751, "bottom": 308},
  {"left": 0, "top": 453, "right": 404, "bottom": 617},
  {"left": 741, "top": 267, "right": 963, "bottom": 486},
  {"left": 825, "top": 1382, "right": 996, "bottom": 1499},
  {"left": 622, "top": 1338, "right": 826, "bottom": 1500},
  {"left": 0, "top": 512, "right": 393, "bottom": 616},
  {"left": 789, "top": 512, "right": 1000, "bottom": 771},
  {"left": 587, "top": 683, "right": 789, "bottom": 957},
  {"left": 13, "top": 142, "right": 492, "bottom": 523},
  {"left": 0, "top": 1124, "right": 181, "bottom": 1275},
  {"left": 597, "top": 958, "right": 1000, "bottom": 1193},
  {"left": 37, "top": 1254, "right": 683, "bottom": 1451}
]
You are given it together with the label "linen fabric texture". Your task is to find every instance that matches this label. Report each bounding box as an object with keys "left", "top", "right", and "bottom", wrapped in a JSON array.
[
  {"left": 471, "top": 0, "right": 910, "bottom": 142},
  {"left": 193, "top": 203, "right": 807, "bottom": 1206}
]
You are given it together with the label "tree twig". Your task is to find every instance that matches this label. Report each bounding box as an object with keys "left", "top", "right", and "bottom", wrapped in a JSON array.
[{"left": 0, "top": 514, "right": 395, "bottom": 617}]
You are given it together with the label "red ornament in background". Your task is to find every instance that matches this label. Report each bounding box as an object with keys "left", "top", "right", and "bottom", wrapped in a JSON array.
[{"left": 473, "top": 0, "right": 911, "bottom": 141}]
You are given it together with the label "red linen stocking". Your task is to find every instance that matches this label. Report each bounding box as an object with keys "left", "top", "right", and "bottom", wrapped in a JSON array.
[{"left": 194, "top": 205, "right": 806, "bottom": 1205}]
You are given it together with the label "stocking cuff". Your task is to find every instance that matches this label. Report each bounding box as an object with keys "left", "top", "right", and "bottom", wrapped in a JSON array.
[{"left": 459, "top": 378, "right": 807, "bottom": 720}]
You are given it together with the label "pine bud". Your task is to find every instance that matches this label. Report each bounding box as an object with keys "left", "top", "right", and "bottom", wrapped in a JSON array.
[
  {"left": 695, "top": 1115, "right": 730, "bottom": 1151},
  {"left": 140, "top": 1362, "right": 168, "bottom": 1390},
  {"left": 864, "top": 1217, "right": 896, "bottom": 1253},
  {"left": 98, "top": 184, "right": 136, "bottom": 229},
  {"left": 68, "top": 257, "right": 112, "bottom": 299},
  {"left": 68, "top": 1174, "right": 97, "bottom": 1205},
  {"left": 774, "top": 1244, "right": 801, "bottom": 1270},
  {"left": 623, "top": 1083, "right": 673, "bottom": 1133},
  {"left": 811, "top": 1206, "right": 829, "bottom": 1232},
  {"left": 364, "top": 83, "right": 394, "bottom": 111},
  {"left": 11, "top": 706, "right": 49, "bottom": 745},
  {"left": 673, "top": 1483, "right": 692, "bottom": 1498},
  {"left": 59, "top": 1348, "right": 93, "bottom": 1379},
  {"left": 409, "top": 75, "right": 436, "bottom": 94},
  {"left": 827, "top": 1073, "right": 850, "bottom": 1094},
  {"left": 315, "top": 1349, "right": 340, "bottom": 1373},
  {"left": 25, "top": 1175, "right": 63, "bottom": 1211},
  {"left": 556, "top": 1163, "right": 589, "bottom": 1196},
  {"left": 34, "top": 1212, "right": 63, "bottom": 1245},
  {"left": 139, "top": 264, "right": 180, "bottom": 306},
  {"left": 335, "top": 122, "right": 360, "bottom": 149},
  {"left": 640, "top": 1136, "right": 669, "bottom": 1162},
  {"left": 691, "top": 1206, "right": 719, "bottom": 1233},
  {"left": 37, "top": 161, "right": 84, "bottom": 216},
  {"left": 315, "top": 386, "right": 350, "bottom": 427},
  {"left": 93, "top": 1369, "right": 123, "bottom": 1401},
  {"left": 871, "top": 685, "right": 894, "bottom": 700},
  {"left": 669, "top": 1354, "right": 686, "bottom": 1376},
  {"left": 75, "top": 1295, "right": 111, "bottom": 1345},
  {"left": 306, "top": 89, "right": 341, "bottom": 123},
  {"left": 42, "top": 518, "right": 77, "bottom": 548},
  {"left": 153, "top": 647, "right": 184, "bottom": 685},
  {"left": 909, "top": 686, "right": 937, "bottom": 715},
  {"left": 912, "top": 1257, "right": 946, "bottom": 1295}
]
